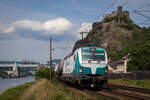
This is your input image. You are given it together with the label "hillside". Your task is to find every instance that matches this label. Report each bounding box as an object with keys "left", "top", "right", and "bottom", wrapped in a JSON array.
[
  {"left": 73, "top": 6, "right": 150, "bottom": 71},
  {"left": 73, "top": 7, "right": 138, "bottom": 59}
]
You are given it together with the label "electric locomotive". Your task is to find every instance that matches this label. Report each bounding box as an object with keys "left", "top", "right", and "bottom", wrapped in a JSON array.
[{"left": 55, "top": 47, "right": 108, "bottom": 87}]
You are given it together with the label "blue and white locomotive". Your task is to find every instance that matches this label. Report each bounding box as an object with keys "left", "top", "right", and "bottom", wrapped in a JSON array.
[{"left": 55, "top": 47, "right": 108, "bottom": 87}]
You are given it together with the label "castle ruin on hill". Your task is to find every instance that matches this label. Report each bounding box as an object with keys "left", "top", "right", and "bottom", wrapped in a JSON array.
[
  {"left": 92, "top": 6, "right": 131, "bottom": 33},
  {"left": 103, "top": 6, "right": 129, "bottom": 20},
  {"left": 73, "top": 6, "right": 134, "bottom": 53}
]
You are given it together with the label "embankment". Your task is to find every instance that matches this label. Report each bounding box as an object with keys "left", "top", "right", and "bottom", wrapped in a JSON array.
[
  {"left": 0, "top": 79, "right": 94, "bottom": 100},
  {"left": 109, "top": 78, "right": 150, "bottom": 89}
]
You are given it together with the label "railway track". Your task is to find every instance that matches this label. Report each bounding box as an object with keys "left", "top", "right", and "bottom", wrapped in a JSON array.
[
  {"left": 107, "top": 84, "right": 150, "bottom": 94},
  {"left": 98, "top": 84, "right": 150, "bottom": 100},
  {"left": 61, "top": 80, "right": 150, "bottom": 100}
]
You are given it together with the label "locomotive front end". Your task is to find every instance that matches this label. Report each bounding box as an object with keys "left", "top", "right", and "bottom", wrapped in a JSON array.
[
  {"left": 80, "top": 47, "right": 108, "bottom": 75},
  {"left": 74, "top": 47, "right": 108, "bottom": 87}
]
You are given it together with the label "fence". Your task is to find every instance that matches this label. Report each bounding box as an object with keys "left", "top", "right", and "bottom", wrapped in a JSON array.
[{"left": 104, "top": 71, "right": 150, "bottom": 80}]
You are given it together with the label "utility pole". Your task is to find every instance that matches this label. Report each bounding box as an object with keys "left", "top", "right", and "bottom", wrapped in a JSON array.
[
  {"left": 79, "top": 32, "right": 88, "bottom": 40},
  {"left": 50, "top": 38, "right": 52, "bottom": 81}
]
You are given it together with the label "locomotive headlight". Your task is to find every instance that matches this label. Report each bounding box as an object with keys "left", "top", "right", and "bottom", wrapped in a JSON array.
[
  {"left": 105, "top": 66, "right": 108, "bottom": 73},
  {"left": 78, "top": 67, "right": 82, "bottom": 73}
]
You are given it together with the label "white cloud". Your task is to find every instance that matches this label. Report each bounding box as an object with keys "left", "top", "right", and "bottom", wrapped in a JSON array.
[
  {"left": 76, "top": 22, "right": 92, "bottom": 38},
  {"left": 77, "top": 22, "right": 92, "bottom": 33},
  {"left": 0, "top": 18, "right": 73, "bottom": 35},
  {"left": 13, "top": 20, "right": 43, "bottom": 31},
  {"left": 43, "top": 18, "right": 73, "bottom": 34},
  {"left": 0, "top": 23, "right": 14, "bottom": 33}
]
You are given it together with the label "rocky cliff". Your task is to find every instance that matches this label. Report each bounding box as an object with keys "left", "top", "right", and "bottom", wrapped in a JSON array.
[{"left": 73, "top": 6, "right": 140, "bottom": 61}]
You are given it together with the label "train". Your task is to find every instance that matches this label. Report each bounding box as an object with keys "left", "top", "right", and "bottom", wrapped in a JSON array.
[{"left": 55, "top": 46, "right": 108, "bottom": 87}]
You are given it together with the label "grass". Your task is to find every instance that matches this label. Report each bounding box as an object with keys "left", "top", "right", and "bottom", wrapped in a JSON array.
[
  {"left": 2, "top": 78, "right": 150, "bottom": 100},
  {"left": 21, "top": 79, "right": 91, "bottom": 100},
  {"left": 0, "top": 81, "right": 35, "bottom": 100},
  {"left": 109, "top": 78, "right": 150, "bottom": 89},
  {"left": 0, "top": 79, "right": 102, "bottom": 100}
]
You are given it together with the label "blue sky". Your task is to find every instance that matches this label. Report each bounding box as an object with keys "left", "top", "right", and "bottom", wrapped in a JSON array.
[{"left": 0, "top": 0, "right": 150, "bottom": 62}]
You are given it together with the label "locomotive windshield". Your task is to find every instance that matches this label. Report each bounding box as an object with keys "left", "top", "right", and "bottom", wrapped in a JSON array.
[{"left": 82, "top": 50, "right": 105, "bottom": 61}]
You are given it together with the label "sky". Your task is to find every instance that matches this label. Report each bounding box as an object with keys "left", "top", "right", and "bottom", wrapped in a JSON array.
[{"left": 0, "top": 0, "right": 150, "bottom": 62}]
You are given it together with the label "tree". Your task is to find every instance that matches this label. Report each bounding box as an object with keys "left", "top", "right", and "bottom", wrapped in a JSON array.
[
  {"left": 35, "top": 68, "right": 55, "bottom": 80},
  {"left": 127, "top": 28, "right": 150, "bottom": 71}
]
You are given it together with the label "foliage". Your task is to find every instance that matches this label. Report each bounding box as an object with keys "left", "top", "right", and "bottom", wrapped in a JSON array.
[
  {"left": 127, "top": 43, "right": 150, "bottom": 71},
  {"left": 109, "top": 78, "right": 150, "bottom": 89},
  {"left": 104, "top": 15, "right": 120, "bottom": 22},
  {"left": 118, "top": 24, "right": 135, "bottom": 30},
  {"left": 104, "top": 17, "right": 114, "bottom": 22},
  {"left": 127, "top": 28, "right": 150, "bottom": 71},
  {"left": 35, "top": 68, "right": 55, "bottom": 80},
  {"left": 114, "top": 16, "right": 119, "bottom": 22},
  {"left": 108, "top": 27, "right": 150, "bottom": 72},
  {"left": 120, "top": 14, "right": 132, "bottom": 23},
  {"left": 108, "top": 49, "right": 127, "bottom": 61}
]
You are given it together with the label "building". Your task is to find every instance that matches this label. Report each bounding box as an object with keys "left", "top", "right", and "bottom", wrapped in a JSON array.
[{"left": 108, "top": 56, "right": 128, "bottom": 73}]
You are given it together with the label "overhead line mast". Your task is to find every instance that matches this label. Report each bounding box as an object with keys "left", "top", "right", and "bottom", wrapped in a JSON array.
[
  {"left": 79, "top": 32, "right": 88, "bottom": 40},
  {"left": 50, "top": 38, "right": 52, "bottom": 81}
]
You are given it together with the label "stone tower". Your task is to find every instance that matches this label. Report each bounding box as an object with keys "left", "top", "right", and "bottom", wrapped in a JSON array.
[
  {"left": 118, "top": 6, "right": 122, "bottom": 12},
  {"left": 118, "top": 6, "right": 122, "bottom": 14}
]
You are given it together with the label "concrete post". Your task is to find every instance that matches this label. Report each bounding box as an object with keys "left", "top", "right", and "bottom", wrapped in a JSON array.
[{"left": 13, "top": 62, "right": 18, "bottom": 77}]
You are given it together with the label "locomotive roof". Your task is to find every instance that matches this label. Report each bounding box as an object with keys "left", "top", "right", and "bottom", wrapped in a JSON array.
[
  {"left": 63, "top": 46, "right": 105, "bottom": 60},
  {"left": 81, "top": 47, "right": 105, "bottom": 51}
]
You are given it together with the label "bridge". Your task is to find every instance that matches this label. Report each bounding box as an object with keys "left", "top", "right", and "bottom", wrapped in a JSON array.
[{"left": 0, "top": 61, "right": 39, "bottom": 77}]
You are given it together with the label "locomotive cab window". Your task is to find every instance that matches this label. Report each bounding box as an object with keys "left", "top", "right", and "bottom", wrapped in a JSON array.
[{"left": 81, "top": 50, "right": 105, "bottom": 61}]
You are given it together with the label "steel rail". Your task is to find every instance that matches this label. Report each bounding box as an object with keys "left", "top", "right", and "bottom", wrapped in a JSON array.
[
  {"left": 107, "top": 84, "right": 150, "bottom": 94},
  {"left": 99, "top": 86, "right": 150, "bottom": 100}
]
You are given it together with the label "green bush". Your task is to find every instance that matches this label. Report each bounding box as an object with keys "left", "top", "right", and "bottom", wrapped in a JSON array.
[
  {"left": 108, "top": 49, "right": 127, "bottom": 61},
  {"left": 118, "top": 24, "right": 134, "bottom": 30},
  {"left": 104, "top": 17, "right": 114, "bottom": 22},
  {"left": 35, "top": 68, "right": 55, "bottom": 80},
  {"left": 114, "top": 16, "right": 119, "bottom": 22},
  {"left": 127, "top": 42, "right": 150, "bottom": 71},
  {"left": 127, "top": 28, "right": 150, "bottom": 71}
]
